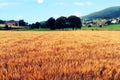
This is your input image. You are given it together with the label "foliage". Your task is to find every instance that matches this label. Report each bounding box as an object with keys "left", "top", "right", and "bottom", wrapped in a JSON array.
[
  {"left": 19, "top": 20, "right": 28, "bottom": 26},
  {"left": 55, "top": 16, "right": 67, "bottom": 29},
  {"left": 1, "top": 15, "right": 82, "bottom": 30},
  {"left": 68, "top": 15, "right": 82, "bottom": 30},
  {"left": 46, "top": 17, "right": 56, "bottom": 30},
  {"left": 30, "top": 22, "right": 41, "bottom": 29},
  {"left": 54, "top": 15, "right": 82, "bottom": 30},
  {"left": 4, "top": 24, "right": 9, "bottom": 30},
  {"left": 0, "top": 20, "right": 5, "bottom": 24}
]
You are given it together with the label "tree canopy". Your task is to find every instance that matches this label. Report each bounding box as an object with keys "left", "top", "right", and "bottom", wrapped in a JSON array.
[
  {"left": 46, "top": 17, "right": 56, "bottom": 30},
  {"left": 45, "top": 15, "right": 82, "bottom": 30}
]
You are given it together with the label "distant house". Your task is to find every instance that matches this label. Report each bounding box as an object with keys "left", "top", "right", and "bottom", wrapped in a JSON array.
[
  {"left": 111, "top": 19, "right": 117, "bottom": 24},
  {"left": 6, "top": 21, "right": 19, "bottom": 26}
]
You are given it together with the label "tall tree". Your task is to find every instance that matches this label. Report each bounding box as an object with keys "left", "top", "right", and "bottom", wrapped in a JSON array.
[
  {"left": 4, "top": 24, "right": 9, "bottom": 30},
  {"left": 0, "top": 20, "right": 5, "bottom": 24},
  {"left": 55, "top": 16, "right": 67, "bottom": 29},
  {"left": 30, "top": 22, "right": 41, "bottom": 29},
  {"left": 35, "top": 22, "right": 41, "bottom": 28},
  {"left": 46, "top": 17, "right": 56, "bottom": 30},
  {"left": 67, "top": 15, "right": 82, "bottom": 30},
  {"left": 19, "top": 20, "right": 27, "bottom": 26}
]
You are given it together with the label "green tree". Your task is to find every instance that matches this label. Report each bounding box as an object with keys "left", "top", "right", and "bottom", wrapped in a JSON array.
[
  {"left": 0, "top": 20, "right": 5, "bottom": 24},
  {"left": 35, "top": 22, "right": 41, "bottom": 28},
  {"left": 4, "top": 24, "right": 9, "bottom": 30},
  {"left": 55, "top": 16, "right": 67, "bottom": 29},
  {"left": 19, "top": 20, "right": 27, "bottom": 26},
  {"left": 67, "top": 15, "right": 82, "bottom": 30},
  {"left": 46, "top": 17, "right": 56, "bottom": 30},
  {"left": 30, "top": 22, "right": 41, "bottom": 29},
  {"left": 105, "top": 20, "right": 111, "bottom": 25}
]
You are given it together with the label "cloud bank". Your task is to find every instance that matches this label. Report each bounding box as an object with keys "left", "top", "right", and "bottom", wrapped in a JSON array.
[
  {"left": 74, "top": 1, "right": 93, "bottom": 6},
  {"left": 0, "top": 2, "right": 17, "bottom": 7},
  {"left": 37, "top": 0, "right": 44, "bottom": 4}
]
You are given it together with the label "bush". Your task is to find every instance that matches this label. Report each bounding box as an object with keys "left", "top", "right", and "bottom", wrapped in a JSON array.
[
  {"left": 99, "top": 24, "right": 103, "bottom": 28},
  {"left": 88, "top": 24, "right": 92, "bottom": 27},
  {"left": 4, "top": 24, "right": 9, "bottom": 30}
]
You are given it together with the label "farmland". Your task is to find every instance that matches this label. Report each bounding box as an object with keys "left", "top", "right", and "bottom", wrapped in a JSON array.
[
  {"left": 82, "top": 24, "right": 120, "bottom": 31},
  {"left": 0, "top": 31, "right": 120, "bottom": 80},
  {"left": 1, "top": 24, "right": 120, "bottom": 31}
]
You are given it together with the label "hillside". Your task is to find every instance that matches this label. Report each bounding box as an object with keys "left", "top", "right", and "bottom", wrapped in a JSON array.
[{"left": 83, "top": 6, "right": 120, "bottom": 20}]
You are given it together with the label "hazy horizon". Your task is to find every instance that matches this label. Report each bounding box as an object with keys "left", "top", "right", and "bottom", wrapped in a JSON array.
[{"left": 0, "top": 0, "right": 120, "bottom": 23}]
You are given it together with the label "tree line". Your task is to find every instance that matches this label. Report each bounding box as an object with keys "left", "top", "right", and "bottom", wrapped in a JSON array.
[
  {"left": 0, "top": 15, "right": 82, "bottom": 30},
  {"left": 30, "top": 15, "right": 82, "bottom": 30}
]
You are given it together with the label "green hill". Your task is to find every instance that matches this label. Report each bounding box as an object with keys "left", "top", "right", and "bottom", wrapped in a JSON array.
[{"left": 83, "top": 6, "right": 120, "bottom": 20}]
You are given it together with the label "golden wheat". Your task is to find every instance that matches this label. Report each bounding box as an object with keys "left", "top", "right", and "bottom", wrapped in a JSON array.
[{"left": 0, "top": 31, "right": 120, "bottom": 80}]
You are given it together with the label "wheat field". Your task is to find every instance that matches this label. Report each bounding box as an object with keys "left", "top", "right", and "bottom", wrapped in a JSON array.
[{"left": 0, "top": 31, "right": 120, "bottom": 80}]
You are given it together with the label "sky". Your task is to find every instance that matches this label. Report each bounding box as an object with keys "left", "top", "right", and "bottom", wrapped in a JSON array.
[{"left": 0, "top": 0, "right": 120, "bottom": 23}]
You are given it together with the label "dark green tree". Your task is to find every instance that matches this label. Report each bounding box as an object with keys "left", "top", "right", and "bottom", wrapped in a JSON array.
[
  {"left": 55, "top": 16, "right": 67, "bottom": 29},
  {"left": 119, "top": 20, "right": 120, "bottom": 24},
  {"left": 30, "top": 22, "right": 41, "bottom": 29},
  {"left": 35, "top": 22, "right": 41, "bottom": 28},
  {"left": 4, "top": 24, "right": 9, "bottom": 30},
  {"left": 0, "top": 20, "right": 5, "bottom": 24},
  {"left": 19, "top": 20, "right": 27, "bottom": 26},
  {"left": 46, "top": 17, "right": 56, "bottom": 30},
  {"left": 105, "top": 20, "right": 111, "bottom": 25},
  {"left": 67, "top": 15, "right": 82, "bottom": 30},
  {"left": 30, "top": 23, "right": 35, "bottom": 29}
]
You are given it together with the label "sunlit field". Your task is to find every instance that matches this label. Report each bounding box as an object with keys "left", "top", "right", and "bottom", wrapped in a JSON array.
[{"left": 0, "top": 31, "right": 120, "bottom": 80}]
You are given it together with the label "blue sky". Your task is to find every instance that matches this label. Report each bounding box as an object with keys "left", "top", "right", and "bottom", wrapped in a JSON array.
[{"left": 0, "top": 0, "right": 120, "bottom": 23}]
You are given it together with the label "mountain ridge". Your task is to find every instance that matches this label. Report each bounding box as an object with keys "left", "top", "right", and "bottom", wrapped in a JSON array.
[{"left": 83, "top": 6, "right": 120, "bottom": 20}]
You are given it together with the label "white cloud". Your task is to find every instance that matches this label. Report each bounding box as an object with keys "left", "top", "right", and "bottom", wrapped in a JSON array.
[
  {"left": 37, "top": 0, "right": 44, "bottom": 4},
  {"left": 74, "top": 1, "right": 93, "bottom": 6},
  {"left": 0, "top": 2, "right": 17, "bottom": 7},
  {"left": 74, "top": 2, "right": 84, "bottom": 6}
]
